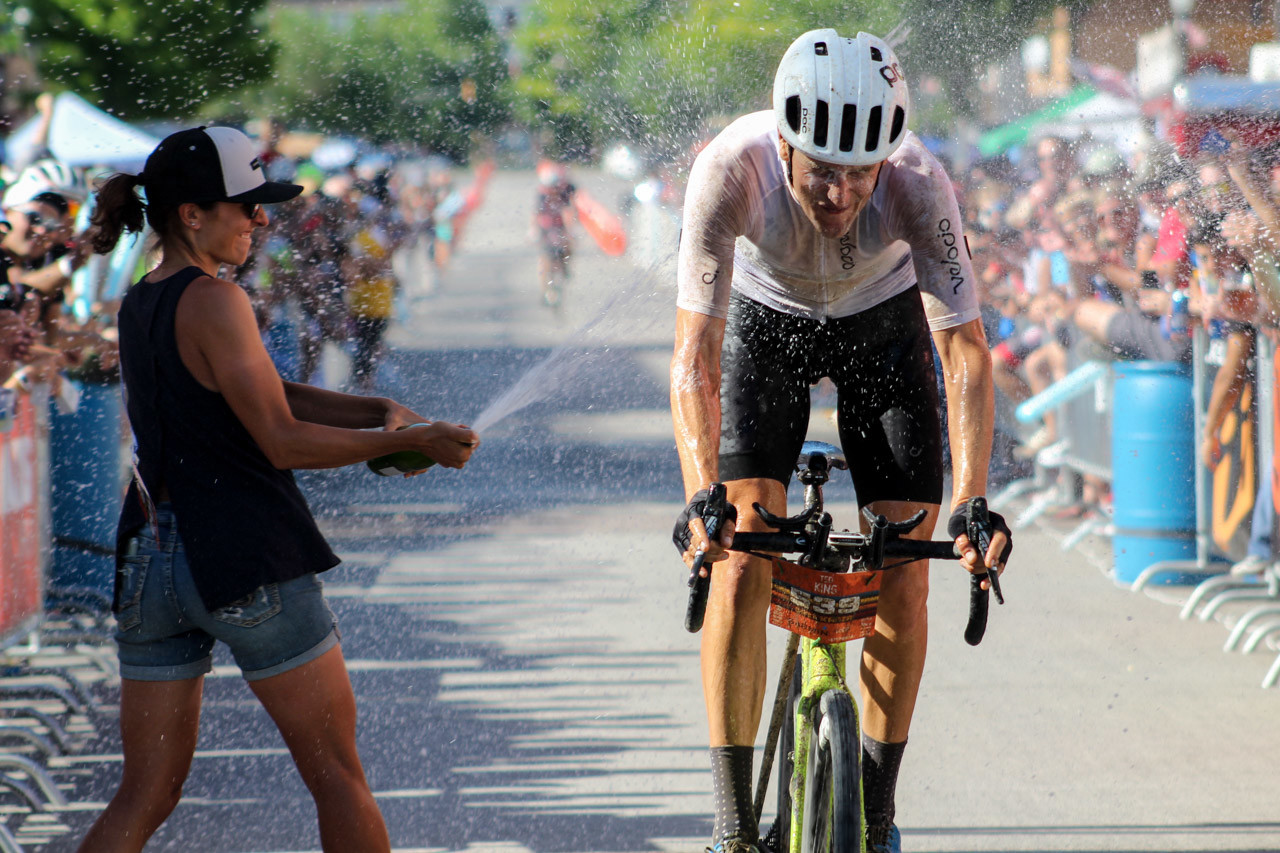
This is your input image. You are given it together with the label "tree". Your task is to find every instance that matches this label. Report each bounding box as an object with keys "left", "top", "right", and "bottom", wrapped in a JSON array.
[
  {"left": 246, "top": 0, "right": 510, "bottom": 160},
  {"left": 23, "top": 0, "right": 278, "bottom": 119},
  {"left": 513, "top": 0, "right": 902, "bottom": 159},
  {"left": 512, "top": 0, "right": 1089, "bottom": 158},
  {"left": 899, "top": 0, "right": 1091, "bottom": 118}
]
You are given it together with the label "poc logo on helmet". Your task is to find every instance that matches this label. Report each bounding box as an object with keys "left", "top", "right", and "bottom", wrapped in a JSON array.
[{"left": 880, "top": 63, "right": 903, "bottom": 87}]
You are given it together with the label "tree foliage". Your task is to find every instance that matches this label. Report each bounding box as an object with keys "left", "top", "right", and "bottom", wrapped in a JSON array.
[
  {"left": 23, "top": 0, "right": 278, "bottom": 119},
  {"left": 512, "top": 0, "right": 1077, "bottom": 157},
  {"left": 249, "top": 0, "right": 510, "bottom": 160}
]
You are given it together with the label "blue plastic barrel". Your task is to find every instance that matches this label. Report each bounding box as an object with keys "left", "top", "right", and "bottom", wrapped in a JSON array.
[
  {"left": 1111, "top": 361, "right": 1196, "bottom": 584},
  {"left": 50, "top": 380, "right": 125, "bottom": 602}
]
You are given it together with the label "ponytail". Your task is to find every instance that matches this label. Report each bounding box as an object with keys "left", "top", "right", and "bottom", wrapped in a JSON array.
[{"left": 89, "top": 173, "right": 146, "bottom": 254}]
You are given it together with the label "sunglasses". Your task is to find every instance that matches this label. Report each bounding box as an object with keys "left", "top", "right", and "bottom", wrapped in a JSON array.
[
  {"left": 18, "top": 209, "right": 48, "bottom": 230},
  {"left": 240, "top": 202, "right": 262, "bottom": 220}
]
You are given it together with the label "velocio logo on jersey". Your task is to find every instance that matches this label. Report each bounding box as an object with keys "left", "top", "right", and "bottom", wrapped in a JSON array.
[
  {"left": 838, "top": 234, "right": 856, "bottom": 270},
  {"left": 937, "top": 218, "right": 965, "bottom": 293}
]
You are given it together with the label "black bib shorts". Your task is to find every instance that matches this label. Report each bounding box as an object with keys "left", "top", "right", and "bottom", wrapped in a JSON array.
[{"left": 718, "top": 285, "right": 944, "bottom": 505}]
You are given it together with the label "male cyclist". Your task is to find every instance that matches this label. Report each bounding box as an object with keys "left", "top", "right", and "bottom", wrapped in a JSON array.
[
  {"left": 533, "top": 161, "right": 576, "bottom": 307},
  {"left": 671, "top": 30, "right": 1012, "bottom": 853}
]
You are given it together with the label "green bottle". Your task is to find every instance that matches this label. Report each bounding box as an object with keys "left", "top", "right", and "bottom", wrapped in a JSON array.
[{"left": 367, "top": 423, "right": 436, "bottom": 476}]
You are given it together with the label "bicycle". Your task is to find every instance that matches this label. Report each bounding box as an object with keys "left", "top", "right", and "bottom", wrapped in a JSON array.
[
  {"left": 683, "top": 441, "right": 1004, "bottom": 853},
  {"left": 538, "top": 228, "right": 571, "bottom": 310}
]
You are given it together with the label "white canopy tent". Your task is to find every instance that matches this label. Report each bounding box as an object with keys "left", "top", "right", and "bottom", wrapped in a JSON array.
[
  {"left": 1033, "top": 90, "right": 1145, "bottom": 156},
  {"left": 5, "top": 92, "right": 159, "bottom": 172}
]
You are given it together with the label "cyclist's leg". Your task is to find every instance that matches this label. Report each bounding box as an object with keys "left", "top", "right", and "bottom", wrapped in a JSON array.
[
  {"left": 703, "top": 476, "right": 786, "bottom": 747},
  {"left": 702, "top": 476, "right": 785, "bottom": 849},
  {"left": 707, "top": 293, "right": 814, "bottom": 847},
  {"left": 858, "top": 499, "right": 938, "bottom": 742}
]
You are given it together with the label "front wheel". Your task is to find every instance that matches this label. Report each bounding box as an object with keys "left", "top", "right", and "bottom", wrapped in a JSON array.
[
  {"left": 799, "top": 689, "right": 863, "bottom": 853},
  {"left": 771, "top": 654, "right": 801, "bottom": 853}
]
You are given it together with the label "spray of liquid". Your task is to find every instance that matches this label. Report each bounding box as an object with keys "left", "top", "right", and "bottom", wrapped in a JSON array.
[{"left": 471, "top": 254, "right": 676, "bottom": 435}]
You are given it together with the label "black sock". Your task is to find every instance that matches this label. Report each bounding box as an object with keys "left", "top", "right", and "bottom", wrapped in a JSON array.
[
  {"left": 862, "top": 735, "right": 907, "bottom": 828},
  {"left": 710, "top": 745, "right": 758, "bottom": 843}
]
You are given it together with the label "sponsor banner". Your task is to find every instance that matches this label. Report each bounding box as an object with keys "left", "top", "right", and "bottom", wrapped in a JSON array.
[
  {"left": 1209, "top": 343, "right": 1256, "bottom": 560},
  {"left": 0, "top": 393, "right": 43, "bottom": 642},
  {"left": 768, "top": 558, "right": 881, "bottom": 643}
]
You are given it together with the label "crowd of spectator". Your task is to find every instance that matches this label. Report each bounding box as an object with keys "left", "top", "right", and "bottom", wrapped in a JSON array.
[
  {"left": 0, "top": 110, "right": 480, "bottom": 415},
  {"left": 0, "top": 152, "right": 117, "bottom": 417},
  {"left": 954, "top": 122, "right": 1280, "bottom": 571},
  {"left": 211, "top": 128, "right": 482, "bottom": 390}
]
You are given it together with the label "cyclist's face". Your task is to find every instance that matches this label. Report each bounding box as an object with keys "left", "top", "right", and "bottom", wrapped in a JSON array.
[{"left": 782, "top": 141, "right": 882, "bottom": 239}]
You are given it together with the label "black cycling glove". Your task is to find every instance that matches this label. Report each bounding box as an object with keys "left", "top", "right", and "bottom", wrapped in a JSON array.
[
  {"left": 673, "top": 488, "right": 738, "bottom": 557},
  {"left": 946, "top": 498, "right": 1014, "bottom": 566}
]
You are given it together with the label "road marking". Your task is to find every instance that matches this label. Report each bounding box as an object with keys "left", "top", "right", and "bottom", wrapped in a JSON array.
[
  {"left": 50, "top": 747, "right": 291, "bottom": 766},
  {"left": 373, "top": 788, "right": 443, "bottom": 799},
  {"left": 203, "top": 658, "right": 481, "bottom": 680}
]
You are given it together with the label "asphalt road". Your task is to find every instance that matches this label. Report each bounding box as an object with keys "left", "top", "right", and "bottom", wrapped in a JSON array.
[{"left": 33, "top": 169, "right": 1280, "bottom": 852}]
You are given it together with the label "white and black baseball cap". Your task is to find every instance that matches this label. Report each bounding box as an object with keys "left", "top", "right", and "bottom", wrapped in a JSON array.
[{"left": 140, "top": 126, "right": 302, "bottom": 209}]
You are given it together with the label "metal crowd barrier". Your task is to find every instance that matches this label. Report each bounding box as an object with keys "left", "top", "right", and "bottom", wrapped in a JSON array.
[
  {"left": 1171, "top": 333, "right": 1280, "bottom": 687},
  {"left": 991, "top": 353, "right": 1113, "bottom": 548},
  {"left": 998, "top": 325, "right": 1280, "bottom": 687},
  {"left": 0, "top": 384, "right": 118, "bottom": 847}
]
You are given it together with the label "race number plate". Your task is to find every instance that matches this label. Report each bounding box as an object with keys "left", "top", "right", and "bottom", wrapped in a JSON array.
[{"left": 768, "top": 558, "right": 881, "bottom": 642}]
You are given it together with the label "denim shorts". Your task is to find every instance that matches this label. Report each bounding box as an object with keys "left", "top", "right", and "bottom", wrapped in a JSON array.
[{"left": 115, "top": 506, "right": 340, "bottom": 682}]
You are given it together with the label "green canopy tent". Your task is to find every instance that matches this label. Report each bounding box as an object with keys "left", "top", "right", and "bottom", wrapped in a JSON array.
[{"left": 977, "top": 84, "right": 1098, "bottom": 157}]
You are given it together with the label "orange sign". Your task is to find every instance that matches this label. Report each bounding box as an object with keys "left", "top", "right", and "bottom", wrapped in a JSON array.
[{"left": 768, "top": 558, "right": 881, "bottom": 643}]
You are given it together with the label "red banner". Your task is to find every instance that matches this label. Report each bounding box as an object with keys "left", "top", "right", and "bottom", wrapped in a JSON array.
[{"left": 0, "top": 394, "right": 44, "bottom": 641}]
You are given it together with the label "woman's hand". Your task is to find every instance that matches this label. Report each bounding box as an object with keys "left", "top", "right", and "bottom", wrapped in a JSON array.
[{"left": 409, "top": 421, "right": 478, "bottom": 469}]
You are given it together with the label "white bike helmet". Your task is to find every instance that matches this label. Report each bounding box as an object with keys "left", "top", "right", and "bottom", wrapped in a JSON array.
[
  {"left": 773, "top": 29, "right": 911, "bottom": 167},
  {"left": 2, "top": 159, "right": 88, "bottom": 208}
]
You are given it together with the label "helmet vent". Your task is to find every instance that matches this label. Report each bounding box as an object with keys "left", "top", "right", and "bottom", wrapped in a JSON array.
[
  {"left": 815, "top": 42, "right": 828, "bottom": 56},
  {"left": 785, "top": 95, "right": 802, "bottom": 133},
  {"left": 814, "top": 100, "right": 829, "bottom": 148},
  {"left": 889, "top": 105, "right": 905, "bottom": 143},
  {"left": 839, "top": 104, "right": 857, "bottom": 152},
  {"left": 870, "top": 46, "right": 883, "bottom": 62},
  {"left": 865, "top": 105, "right": 882, "bottom": 152}
]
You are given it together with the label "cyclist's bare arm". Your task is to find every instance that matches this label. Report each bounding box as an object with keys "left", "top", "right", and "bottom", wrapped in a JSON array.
[
  {"left": 672, "top": 307, "right": 735, "bottom": 566},
  {"left": 672, "top": 307, "right": 725, "bottom": 496},
  {"left": 931, "top": 317, "right": 1007, "bottom": 575}
]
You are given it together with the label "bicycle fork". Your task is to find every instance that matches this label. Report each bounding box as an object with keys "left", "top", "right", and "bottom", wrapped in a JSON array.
[{"left": 789, "top": 637, "right": 865, "bottom": 853}]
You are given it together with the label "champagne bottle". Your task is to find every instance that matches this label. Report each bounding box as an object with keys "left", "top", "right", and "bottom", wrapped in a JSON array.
[{"left": 367, "top": 423, "right": 436, "bottom": 476}]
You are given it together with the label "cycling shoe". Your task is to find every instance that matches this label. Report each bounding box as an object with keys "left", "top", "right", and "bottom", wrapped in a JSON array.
[{"left": 866, "top": 822, "right": 902, "bottom": 853}]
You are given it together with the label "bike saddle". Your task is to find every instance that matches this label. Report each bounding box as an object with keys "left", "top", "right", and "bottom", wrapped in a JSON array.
[{"left": 796, "top": 441, "right": 848, "bottom": 477}]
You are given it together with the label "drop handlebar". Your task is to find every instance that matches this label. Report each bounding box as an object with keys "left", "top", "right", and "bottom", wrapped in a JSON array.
[{"left": 685, "top": 529, "right": 994, "bottom": 645}]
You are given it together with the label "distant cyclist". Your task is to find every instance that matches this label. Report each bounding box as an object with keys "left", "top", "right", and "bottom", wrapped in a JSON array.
[
  {"left": 533, "top": 161, "right": 576, "bottom": 307},
  {"left": 671, "top": 30, "right": 1012, "bottom": 853}
]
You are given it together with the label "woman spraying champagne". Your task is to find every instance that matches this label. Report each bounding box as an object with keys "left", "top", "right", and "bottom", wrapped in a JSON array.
[{"left": 78, "top": 126, "right": 477, "bottom": 853}]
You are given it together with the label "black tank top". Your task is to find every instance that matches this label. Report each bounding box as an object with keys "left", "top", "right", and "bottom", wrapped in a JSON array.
[{"left": 116, "top": 266, "right": 338, "bottom": 610}]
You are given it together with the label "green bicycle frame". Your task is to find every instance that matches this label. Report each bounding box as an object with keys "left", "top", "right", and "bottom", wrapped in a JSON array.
[{"left": 788, "top": 634, "right": 865, "bottom": 853}]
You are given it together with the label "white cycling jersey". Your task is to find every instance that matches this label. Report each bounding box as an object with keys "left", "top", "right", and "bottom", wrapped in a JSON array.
[{"left": 677, "top": 111, "right": 980, "bottom": 330}]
